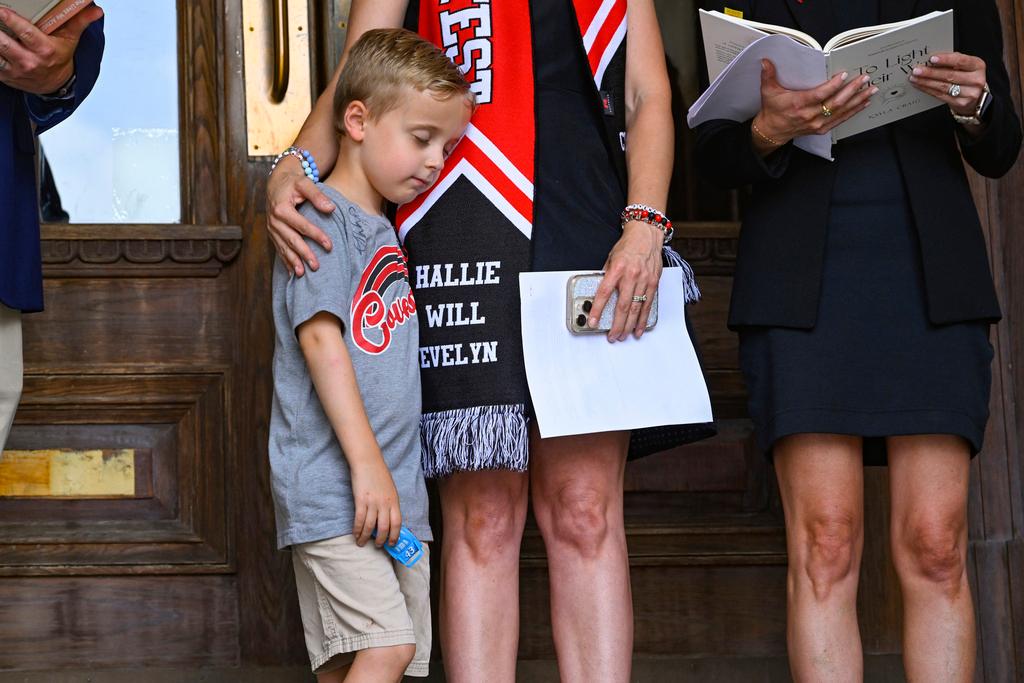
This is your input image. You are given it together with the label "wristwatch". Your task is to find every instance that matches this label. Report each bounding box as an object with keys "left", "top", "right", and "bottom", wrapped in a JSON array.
[
  {"left": 951, "top": 83, "right": 992, "bottom": 126},
  {"left": 37, "top": 72, "right": 77, "bottom": 102}
]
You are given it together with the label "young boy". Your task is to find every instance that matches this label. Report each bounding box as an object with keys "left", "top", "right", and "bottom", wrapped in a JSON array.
[{"left": 268, "top": 29, "right": 473, "bottom": 682}]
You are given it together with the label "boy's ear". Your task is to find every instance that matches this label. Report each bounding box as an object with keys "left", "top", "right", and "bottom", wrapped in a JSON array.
[{"left": 343, "top": 100, "right": 370, "bottom": 141}]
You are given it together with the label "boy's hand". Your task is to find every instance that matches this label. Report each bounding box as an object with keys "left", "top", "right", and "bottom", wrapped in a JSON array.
[{"left": 351, "top": 456, "right": 402, "bottom": 548}]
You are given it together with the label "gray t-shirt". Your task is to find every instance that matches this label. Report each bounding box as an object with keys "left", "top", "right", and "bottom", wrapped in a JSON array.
[{"left": 268, "top": 184, "right": 429, "bottom": 549}]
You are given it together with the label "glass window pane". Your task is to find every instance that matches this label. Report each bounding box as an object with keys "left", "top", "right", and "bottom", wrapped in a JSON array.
[{"left": 39, "top": 1, "right": 180, "bottom": 223}]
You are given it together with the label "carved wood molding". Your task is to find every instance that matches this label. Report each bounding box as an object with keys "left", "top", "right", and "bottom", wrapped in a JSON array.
[
  {"left": 40, "top": 225, "right": 244, "bottom": 278},
  {"left": 672, "top": 222, "right": 740, "bottom": 276}
]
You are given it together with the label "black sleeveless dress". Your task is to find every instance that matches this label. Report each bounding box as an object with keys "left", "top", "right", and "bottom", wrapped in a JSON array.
[
  {"left": 738, "top": 2, "right": 994, "bottom": 465},
  {"left": 405, "top": 0, "right": 714, "bottom": 473},
  {"left": 531, "top": 0, "right": 716, "bottom": 456},
  {"left": 531, "top": 0, "right": 625, "bottom": 272}
]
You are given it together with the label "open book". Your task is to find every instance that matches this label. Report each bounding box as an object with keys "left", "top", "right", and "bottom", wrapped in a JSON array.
[
  {"left": 0, "top": 0, "right": 93, "bottom": 35},
  {"left": 687, "top": 9, "right": 954, "bottom": 160}
]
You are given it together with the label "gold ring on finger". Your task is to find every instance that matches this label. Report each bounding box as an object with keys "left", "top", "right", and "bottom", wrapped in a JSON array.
[
  {"left": 821, "top": 103, "right": 833, "bottom": 118},
  {"left": 631, "top": 294, "right": 647, "bottom": 304}
]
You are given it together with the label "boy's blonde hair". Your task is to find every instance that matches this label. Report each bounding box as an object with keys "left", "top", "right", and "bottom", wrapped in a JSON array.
[{"left": 334, "top": 28, "right": 473, "bottom": 135}]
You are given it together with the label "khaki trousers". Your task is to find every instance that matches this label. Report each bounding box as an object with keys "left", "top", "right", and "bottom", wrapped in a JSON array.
[{"left": 0, "top": 304, "right": 23, "bottom": 451}]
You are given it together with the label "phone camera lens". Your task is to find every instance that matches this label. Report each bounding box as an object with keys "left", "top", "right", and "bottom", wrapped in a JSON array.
[
  {"left": 576, "top": 314, "right": 587, "bottom": 328},
  {"left": 582, "top": 300, "right": 593, "bottom": 313}
]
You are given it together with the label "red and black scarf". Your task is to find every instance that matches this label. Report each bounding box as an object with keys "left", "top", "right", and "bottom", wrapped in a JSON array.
[
  {"left": 398, "top": 0, "right": 626, "bottom": 242},
  {"left": 400, "top": 2, "right": 705, "bottom": 476}
]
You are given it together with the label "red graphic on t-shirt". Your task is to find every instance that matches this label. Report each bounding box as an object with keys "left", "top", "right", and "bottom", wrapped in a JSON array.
[{"left": 351, "top": 246, "right": 417, "bottom": 355}]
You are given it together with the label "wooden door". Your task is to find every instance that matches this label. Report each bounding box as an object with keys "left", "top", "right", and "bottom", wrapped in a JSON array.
[
  {"left": 1, "top": 0, "right": 1022, "bottom": 680},
  {"left": 0, "top": 0, "right": 250, "bottom": 674}
]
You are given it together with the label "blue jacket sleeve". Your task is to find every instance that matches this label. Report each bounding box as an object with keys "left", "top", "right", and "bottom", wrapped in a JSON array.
[{"left": 24, "top": 16, "right": 105, "bottom": 134}]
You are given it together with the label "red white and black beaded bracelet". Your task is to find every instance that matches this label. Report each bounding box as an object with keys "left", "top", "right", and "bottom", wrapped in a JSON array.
[{"left": 621, "top": 203, "right": 674, "bottom": 243}]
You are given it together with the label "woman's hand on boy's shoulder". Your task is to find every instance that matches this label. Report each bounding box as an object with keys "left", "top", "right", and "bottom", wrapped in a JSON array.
[
  {"left": 267, "top": 157, "right": 337, "bottom": 276},
  {"left": 350, "top": 453, "right": 403, "bottom": 548}
]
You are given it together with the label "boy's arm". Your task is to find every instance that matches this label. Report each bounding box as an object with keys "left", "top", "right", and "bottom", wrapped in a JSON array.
[
  {"left": 266, "top": 0, "right": 410, "bottom": 276},
  {"left": 297, "top": 311, "right": 402, "bottom": 548}
]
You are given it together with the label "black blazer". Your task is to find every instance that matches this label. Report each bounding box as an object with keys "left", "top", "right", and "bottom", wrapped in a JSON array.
[{"left": 694, "top": 0, "right": 1022, "bottom": 330}]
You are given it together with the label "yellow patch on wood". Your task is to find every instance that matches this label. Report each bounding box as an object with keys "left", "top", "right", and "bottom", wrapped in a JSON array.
[
  {"left": 0, "top": 449, "right": 135, "bottom": 498},
  {"left": 724, "top": 7, "right": 744, "bottom": 18}
]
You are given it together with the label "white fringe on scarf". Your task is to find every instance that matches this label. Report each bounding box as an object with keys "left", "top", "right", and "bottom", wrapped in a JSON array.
[
  {"left": 420, "top": 404, "right": 529, "bottom": 478},
  {"left": 420, "top": 251, "right": 698, "bottom": 478},
  {"left": 663, "top": 244, "right": 701, "bottom": 304}
]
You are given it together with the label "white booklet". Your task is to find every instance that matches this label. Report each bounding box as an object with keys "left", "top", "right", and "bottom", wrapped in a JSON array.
[
  {"left": 519, "top": 268, "right": 713, "bottom": 439},
  {"left": 687, "top": 9, "right": 953, "bottom": 160}
]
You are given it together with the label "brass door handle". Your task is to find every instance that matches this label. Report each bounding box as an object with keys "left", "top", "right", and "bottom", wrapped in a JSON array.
[
  {"left": 271, "top": 0, "right": 290, "bottom": 102},
  {"left": 243, "top": 0, "right": 311, "bottom": 154}
]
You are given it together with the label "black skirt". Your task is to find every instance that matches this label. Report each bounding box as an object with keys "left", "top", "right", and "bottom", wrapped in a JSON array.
[{"left": 739, "top": 128, "right": 993, "bottom": 465}]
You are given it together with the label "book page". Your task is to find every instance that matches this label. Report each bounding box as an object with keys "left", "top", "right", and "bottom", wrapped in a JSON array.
[
  {"left": 823, "top": 17, "right": 925, "bottom": 53},
  {"left": 699, "top": 10, "right": 768, "bottom": 83},
  {"left": 699, "top": 10, "right": 821, "bottom": 82},
  {"left": 827, "top": 11, "right": 953, "bottom": 141},
  {"left": 0, "top": 0, "right": 61, "bottom": 23},
  {"left": 688, "top": 34, "right": 832, "bottom": 160}
]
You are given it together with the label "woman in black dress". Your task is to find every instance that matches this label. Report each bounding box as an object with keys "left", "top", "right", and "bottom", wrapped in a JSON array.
[
  {"left": 696, "top": 1, "right": 1021, "bottom": 680},
  {"left": 266, "top": 2, "right": 711, "bottom": 681}
]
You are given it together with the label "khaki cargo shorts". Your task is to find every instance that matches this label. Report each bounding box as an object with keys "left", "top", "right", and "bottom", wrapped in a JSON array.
[{"left": 291, "top": 534, "right": 431, "bottom": 677}]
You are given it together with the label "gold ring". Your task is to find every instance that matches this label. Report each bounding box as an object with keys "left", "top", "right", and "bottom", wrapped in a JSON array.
[
  {"left": 631, "top": 294, "right": 647, "bottom": 304},
  {"left": 821, "top": 103, "right": 833, "bottom": 118}
]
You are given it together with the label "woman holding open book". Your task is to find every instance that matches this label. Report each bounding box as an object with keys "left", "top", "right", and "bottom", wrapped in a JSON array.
[{"left": 695, "top": 1, "right": 1021, "bottom": 681}]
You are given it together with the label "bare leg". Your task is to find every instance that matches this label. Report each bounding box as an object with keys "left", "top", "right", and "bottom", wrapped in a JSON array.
[
  {"left": 344, "top": 644, "right": 415, "bottom": 682},
  {"left": 888, "top": 434, "right": 974, "bottom": 682},
  {"left": 774, "top": 433, "right": 865, "bottom": 683},
  {"left": 315, "top": 667, "right": 348, "bottom": 683},
  {"left": 529, "top": 426, "right": 632, "bottom": 683},
  {"left": 438, "top": 469, "right": 529, "bottom": 683},
  {"left": 317, "top": 665, "right": 348, "bottom": 683}
]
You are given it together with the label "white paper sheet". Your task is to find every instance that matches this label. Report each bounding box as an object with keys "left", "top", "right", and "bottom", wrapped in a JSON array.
[{"left": 520, "top": 268, "right": 713, "bottom": 439}]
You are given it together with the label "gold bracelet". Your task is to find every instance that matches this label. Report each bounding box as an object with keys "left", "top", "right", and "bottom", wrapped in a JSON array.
[{"left": 751, "top": 120, "right": 781, "bottom": 147}]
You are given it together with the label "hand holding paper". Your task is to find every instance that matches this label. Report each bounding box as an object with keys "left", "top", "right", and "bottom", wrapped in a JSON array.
[{"left": 520, "top": 268, "right": 713, "bottom": 439}]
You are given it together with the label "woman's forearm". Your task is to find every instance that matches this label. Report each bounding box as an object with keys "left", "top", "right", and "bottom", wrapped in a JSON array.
[
  {"left": 625, "top": 90, "right": 674, "bottom": 211},
  {"left": 291, "top": 0, "right": 410, "bottom": 174},
  {"left": 624, "top": 0, "right": 673, "bottom": 212},
  {"left": 291, "top": 81, "right": 342, "bottom": 172}
]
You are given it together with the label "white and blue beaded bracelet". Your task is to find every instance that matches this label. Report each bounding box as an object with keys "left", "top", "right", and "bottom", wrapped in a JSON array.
[{"left": 270, "top": 146, "right": 320, "bottom": 183}]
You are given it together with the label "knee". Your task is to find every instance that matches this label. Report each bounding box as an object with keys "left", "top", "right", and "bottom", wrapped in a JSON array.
[
  {"left": 797, "top": 514, "right": 861, "bottom": 601},
  {"left": 896, "top": 520, "right": 966, "bottom": 592},
  {"left": 352, "top": 643, "right": 415, "bottom": 682},
  {"left": 446, "top": 494, "right": 524, "bottom": 564},
  {"left": 538, "top": 483, "right": 614, "bottom": 559},
  {"left": 393, "top": 643, "right": 416, "bottom": 673}
]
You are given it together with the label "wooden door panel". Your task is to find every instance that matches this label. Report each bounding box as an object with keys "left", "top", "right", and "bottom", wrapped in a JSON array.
[{"left": 0, "top": 577, "right": 239, "bottom": 669}]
